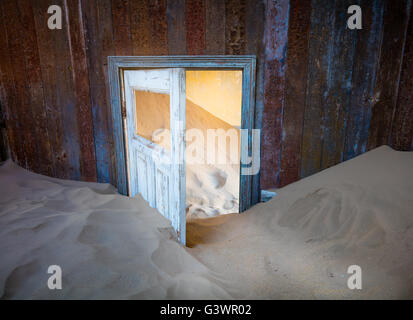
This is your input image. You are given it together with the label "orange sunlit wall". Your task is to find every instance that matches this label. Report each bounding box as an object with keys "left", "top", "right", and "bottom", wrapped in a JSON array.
[{"left": 186, "top": 71, "right": 242, "bottom": 127}]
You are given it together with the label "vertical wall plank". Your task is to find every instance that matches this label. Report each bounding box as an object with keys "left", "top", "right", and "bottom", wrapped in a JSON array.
[
  {"left": 167, "top": 0, "right": 187, "bottom": 55},
  {"left": 148, "top": 0, "right": 168, "bottom": 55},
  {"left": 279, "top": 0, "right": 311, "bottom": 187},
  {"left": 32, "top": 0, "right": 70, "bottom": 178},
  {"left": 205, "top": 0, "right": 225, "bottom": 54},
  {"left": 186, "top": 0, "right": 205, "bottom": 55},
  {"left": 129, "top": 0, "right": 167, "bottom": 55},
  {"left": 368, "top": 0, "right": 411, "bottom": 150},
  {"left": 0, "top": 104, "right": 7, "bottom": 161},
  {"left": 82, "top": 0, "right": 115, "bottom": 183},
  {"left": 260, "top": 0, "right": 290, "bottom": 189},
  {"left": 129, "top": 0, "right": 151, "bottom": 55},
  {"left": 66, "top": 0, "right": 97, "bottom": 181},
  {"left": 17, "top": 0, "right": 53, "bottom": 175},
  {"left": 55, "top": 0, "right": 82, "bottom": 179},
  {"left": 225, "top": 0, "right": 246, "bottom": 55},
  {"left": 300, "top": 0, "right": 335, "bottom": 179},
  {"left": 245, "top": 0, "right": 264, "bottom": 55},
  {"left": 392, "top": 3, "right": 413, "bottom": 151},
  {"left": 320, "top": 0, "right": 358, "bottom": 169},
  {"left": 0, "top": 4, "right": 21, "bottom": 163},
  {"left": 344, "top": 0, "right": 385, "bottom": 160},
  {"left": 2, "top": 0, "right": 39, "bottom": 171},
  {"left": 111, "top": 0, "right": 133, "bottom": 56}
]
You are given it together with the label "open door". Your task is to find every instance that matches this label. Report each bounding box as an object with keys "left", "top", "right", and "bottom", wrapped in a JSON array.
[{"left": 123, "top": 69, "right": 186, "bottom": 244}]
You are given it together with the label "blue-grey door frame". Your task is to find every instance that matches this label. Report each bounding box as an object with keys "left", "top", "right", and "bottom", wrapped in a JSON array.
[{"left": 108, "top": 55, "right": 259, "bottom": 212}]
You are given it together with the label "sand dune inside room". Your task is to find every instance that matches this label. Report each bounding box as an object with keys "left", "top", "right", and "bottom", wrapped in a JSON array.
[
  {"left": 134, "top": 70, "right": 242, "bottom": 219},
  {"left": 0, "top": 146, "right": 412, "bottom": 299}
]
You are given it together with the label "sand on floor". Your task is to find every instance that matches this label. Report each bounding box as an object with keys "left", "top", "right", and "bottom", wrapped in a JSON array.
[{"left": 0, "top": 145, "right": 412, "bottom": 299}]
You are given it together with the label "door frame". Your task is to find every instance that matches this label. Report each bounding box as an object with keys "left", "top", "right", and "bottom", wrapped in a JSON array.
[{"left": 108, "top": 55, "right": 259, "bottom": 212}]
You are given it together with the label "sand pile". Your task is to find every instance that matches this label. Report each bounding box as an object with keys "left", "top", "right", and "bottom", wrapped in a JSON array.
[
  {"left": 0, "top": 160, "right": 232, "bottom": 299},
  {"left": 135, "top": 90, "right": 240, "bottom": 218},
  {"left": 0, "top": 146, "right": 412, "bottom": 299}
]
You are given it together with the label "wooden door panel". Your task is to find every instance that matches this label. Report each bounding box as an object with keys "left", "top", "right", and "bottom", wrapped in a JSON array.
[
  {"left": 155, "top": 167, "right": 170, "bottom": 218},
  {"left": 124, "top": 69, "right": 186, "bottom": 245},
  {"left": 127, "top": 69, "right": 170, "bottom": 93},
  {"left": 136, "top": 153, "right": 148, "bottom": 200}
]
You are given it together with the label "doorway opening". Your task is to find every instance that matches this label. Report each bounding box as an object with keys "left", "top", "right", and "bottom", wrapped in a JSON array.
[
  {"left": 130, "top": 70, "right": 241, "bottom": 218},
  {"left": 109, "top": 56, "right": 258, "bottom": 245},
  {"left": 185, "top": 70, "right": 241, "bottom": 219}
]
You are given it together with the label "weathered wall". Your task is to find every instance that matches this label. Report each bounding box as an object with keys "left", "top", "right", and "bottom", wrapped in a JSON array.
[
  {"left": 0, "top": 0, "right": 412, "bottom": 192},
  {"left": 0, "top": 102, "right": 8, "bottom": 162},
  {"left": 391, "top": 0, "right": 413, "bottom": 151},
  {"left": 275, "top": 0, "right": 413, "bottom": 188}
]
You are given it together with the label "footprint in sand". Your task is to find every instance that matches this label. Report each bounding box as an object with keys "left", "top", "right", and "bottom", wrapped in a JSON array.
[
  {"left": 223, "top": 199, "right": 237, "bottom": 210},
  {"left": 208, "top": 169, "right": 228, "bottom": 189}
]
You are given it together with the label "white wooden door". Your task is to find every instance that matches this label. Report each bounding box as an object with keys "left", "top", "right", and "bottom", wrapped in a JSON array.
[{"left": 123, "top": 69, "right": 186, "bottom": 245}]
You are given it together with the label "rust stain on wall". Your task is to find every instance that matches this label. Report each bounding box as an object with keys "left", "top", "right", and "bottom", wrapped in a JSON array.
[
  {"left": 279, "top": 0, "right": 311, "bottom": 187},
  {"left": 205, "top": 0, "right": 225, "bottom": 54},
  {"left": 130, "top": 0, "right": 151, "bottom": 55},
  {"left": 167, "top": 0, "right": 187, "bottom": 55},
  {"left": 112, "top": 0, "right": 133, "bottom": 56},
  {"left": 225, "top": 0, "right": 246, "bottom": 55},
  {"left": 148, "top": 0, "right": 168, "bottom": 55},
  {"left": 186, "top": 0, "right": 206, "bottom": 55}
]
